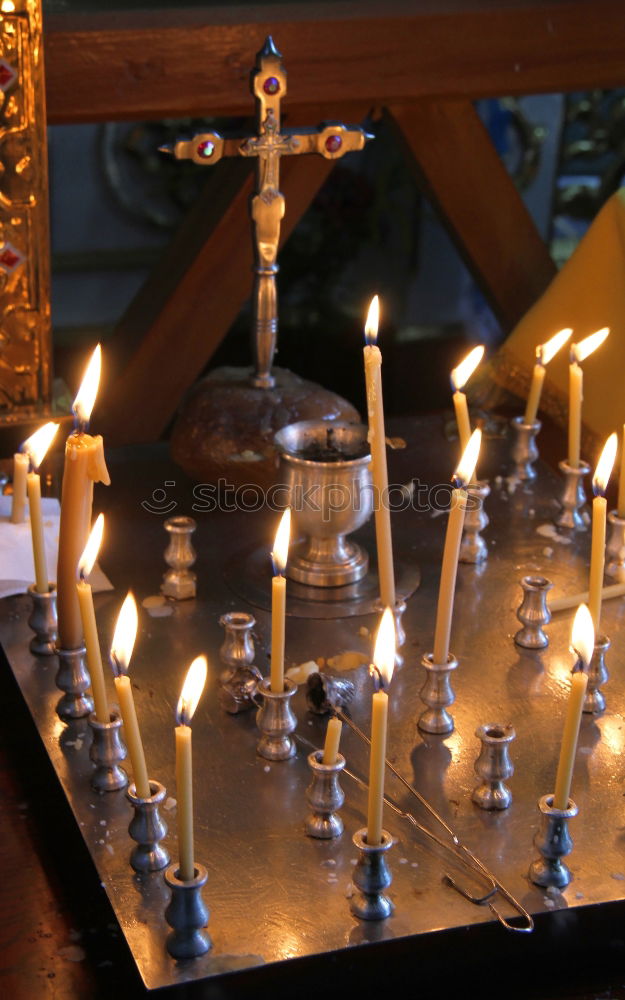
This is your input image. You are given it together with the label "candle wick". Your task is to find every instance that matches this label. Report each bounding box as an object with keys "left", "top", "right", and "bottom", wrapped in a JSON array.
[
  {"left": 451, "top": 473, "right": 463, "bottom": 490},
  {"left": 369, "top": 663, "right": 384, "bottom": 692},
  {"left": 570, "top": 651, "right": 585, "bottom": 673}
]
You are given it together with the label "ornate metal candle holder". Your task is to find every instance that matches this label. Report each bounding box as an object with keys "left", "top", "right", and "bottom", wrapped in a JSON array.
[
  {"left": 164, "top": 862, "right": 211, "bottom": 959},
  {"left": 418, "top": 652, "right": 458, "bottom": 735},
  {"left": 471, "top": 723, "right": 515, "bottom": 810},
  {"left": 55, "top": 645, "right": 94, "bottom": 720},
  {"left": 350, "top": 827, "right": 394, "bottom": 921},
  {"left": 88, "top": 710, "right": 128, "bottom": 792},
  {"left": 27, "top": 582, "right": 57, "bottom": 655},
  {"left": 606, "top": 510, "right": 625, "bottom": 580},
  {"left": 459, "top": 480, "right": 489, "bottom": 564},
  {"left": 529, "top": 794, "right": 578, "bottom": 889},
  {"left": 256, "top": 676, "right": 297, "bottom": 760},
  {"left": 127, "top": 780, "right": 170, "bottom": 873},
  {"left": 514, "top": 575, "right": 552, "bottom": 649},
  {"left": 161, "top": 515, "right": 197, "bottom": 600},
  {"left": 218, "top": 611, "right": 262, "bottom": 713},
  {"left": 305, "top": 672, "right": 355, "bottom": 715},
  {"left": 305, "top": 749, "right": 345, "bottom": 839},
  {"left": 510, "top": 416, "right": 541, "bottom": 481},
  {"left": 555, "top": 460, "right": 590, "bottom": 532},
  {"left": 584, "top": 634, "right": 610, "bottom": 714}
]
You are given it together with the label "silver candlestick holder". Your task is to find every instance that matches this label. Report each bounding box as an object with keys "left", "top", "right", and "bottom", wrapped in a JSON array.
[
  {"left": 88, "top": 710, "right": 128, "bottom": 792},
  {"left": 510, "top": 416, "right": 541, "bottom": 481},
  {"left": 256, "top": 677, "right": 297, "bottom": 760},
  {"left": 161, "top": 515, "right": 197, "bottom": 600},
  {"left": 555, "top": 460, "right": 590, "bottom": 532},
  {"left": 350, "top": 828, "right": 394, "bottom": 921},
  {"left": 127, "top": 780, "right": 170, "bottom": 873},
  {"left": 529, "top": 794, "right": 578, "bottom": 889},
  {"left": 471, "top": 723, "right": 515, "bottom": 810},
  {"left": 584, "top": 634, "right": 610, "bottom": 714},
  {"left": 164, "top": 862, "right": 211, "bottom": 959},
  {"left": 459, "top": 480, "right": 489, "bottom": 564},
  {"left": 514, "top": 575, "right": 552, "bottom": 649},
  {"left": 606, "top": 510, "right": 625, "bottom": 579},
  {"left": 27, "top": 583, "right": 57, "bottom": 655},
  {"left": 305, "top": 749, "right": 345, "bottom": 839},
  {"left": 55, "top": 645, "right": 94, "bottom": 720},
  {"left": 417, "top": 652, "right": 458, "bottom": 735},
  {"left": 218, "top": 611, "right": 262, "bottom": 714}
]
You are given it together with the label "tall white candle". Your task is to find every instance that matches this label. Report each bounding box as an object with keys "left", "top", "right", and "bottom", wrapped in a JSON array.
[
  {"left": 524, "top": 328, "right": 571, "bottom": 425},
  {"left": 11, "top": 451, "right": 28, "bottom": 524},
  {"left": 568, "top": 328, "right": 609, "bottom": 468},
  {"left": 588, "top": 433, "right": 617, "bottom": 633},
  {"left": 77, "top": 514, "right": 109, "bottom": 724},
  {"left": 22, "top": 422, "right": 59, "bottom": 594},
  {"left": 175, "top": 655, "right": 207, "bottom": 882},
  {"left": 270, "top": 508, "right": 291, "bottom": 693},
  {"left": 367, "top": 607, "right": 395, "bottom": 846},
  {"left": 450, "top": 345, "right": 484, "bottom": 452},
  {"left": 110, "top": 592, "right": 150, "bottom": 799},
  {"left": 553, "top": 604, "right": 594, "bottom": 810}
]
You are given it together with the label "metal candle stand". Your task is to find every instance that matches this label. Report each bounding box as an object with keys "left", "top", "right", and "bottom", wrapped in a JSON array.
[
  {"left": 88, "top": 710, "right": 128, "bottom": 792},
  {"left": 164, "top": 863, "right": 211, "bottom": 959},
  {"left": 584, "top": 635, "right": 610, "bottom": 714},
  {"left": 218, "top": 611, "right": 262, "bottom": 714},
  {"left": 529, "top": 794, "right": 578, "bottom": 889},
  {"left": 459, "top": 480, "right": 489, "bottom": 564},
  {"left": 606, "top": 510, "right": 625, "bottom": 579},
  {"left": 555, "top": 460, "right": 590, "bottom": 532},
  {"left": 418, "top": 652, "right": 458, "bottom": 735},
  {"left": 256, "top": 677, "right": 297, "bottom": 760},
  {"left": 127, "top": 780, "right": 170, "bottom": 873},
  {"left": 514, "top": 575, "right": 552, "bottom": 649},
  {"left": 27, "top": 583, "right": 57, "bottom": 655},
  {"left": 55, "top": 645, "right": 94, "bottom": 720},
  {"left": 162, "top": 515, "right": 197, "bottom": 600},
  {"left": 305, "top": 749, "right": 345, "bottom": 839},
  {"left": 510, "top": 416, "right": 541, "bottom": 481},
  {"left": 350, "top": 828, "right": 394, "bottom": 921},
  {"left": 471, "top": 723, "right": 515, "bottom": 810}
]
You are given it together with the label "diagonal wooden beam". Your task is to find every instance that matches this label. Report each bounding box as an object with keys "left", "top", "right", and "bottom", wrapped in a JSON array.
[{"left": 384, "top": 99, "right": 557, "bottom": 332}]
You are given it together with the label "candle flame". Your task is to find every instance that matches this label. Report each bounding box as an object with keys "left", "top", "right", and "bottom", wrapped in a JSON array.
[
  {"left": 22, "top": 421, "right": 59, "bottom": 471},
  {"left": 1, "top": 2, "right": 16, "bottom": 12},
  {"left": 73, "top": 344, "right": 102, "bottom": 428},
  {"left": 592, "top": 431, "right": 617, "bottom": 497},
  {"left": 176, "top": 654, "right": 207, "bottom": 726},
  {"left": 78, "top": 513, "right": 104, "bottom": 580},
  {"left": 539, "top": 327, "right": 572, "bottom": 366},
  {"left": 450, "top": 345, "right": 484, "bottom": 391},
  {"left": 364, "top": 295, "right": 379, "bottom": 346},
  {"left": 271, "top": 507, "right": 291, "bottom": 575},
  {"left": 110, "top": 591, "right": 138, "bottom": 677},
  {"left": 571, "top": 327, "right": 609, "bottom": 364},
  {"left": 571, "top": 603, "right": 594, "bottom": 670},
  {"left": 453, "top": 428, "right": 482, "bottom": 488},
  {"left": 370, "top": 606, "right": 395, "bottom": 690}
]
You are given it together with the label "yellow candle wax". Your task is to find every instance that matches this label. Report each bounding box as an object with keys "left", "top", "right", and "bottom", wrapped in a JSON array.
[
  {"left": 322, "top": 716, "right": 342, "bottom": 765},
  {"left": 114, "top": 673, "right": 150, "bottom": 798},
  {"left": 568, "top": 361, "right": 583, "bottom": 468},
  {"left": 77, "top": 578, "right": 109, "bottom": 723},
  {"left": 367, "top": 689, "right": 388, "bottom": 846},
  {"left": 618, "top": 425, "right": 625, "bottom": 518},
  {"left": 452, "top": 391, "right": 472, "bottom": 452},
  {"left": 176, "top": 723, "right": 194, "bottom": 881},
  {"left": 27, "top": 472, "right": 48, "bottom": 594},
  {"left": 589, "top": 494, "right": 607, "bottom": 632},
  {"left": 553, "top": 670, "right": 588, "bottom": 810},
  {"left": 433, "top": 487, "right": 466, "bottom": 665},
  {"left": 524, "top": 363, "right": 545, "bottom": 426},
  {"left": 270, "top": 574, "right": 286, "bottom": 693},
  {"left": 11, "top": 451, "right": 28, "bottom": 523}
]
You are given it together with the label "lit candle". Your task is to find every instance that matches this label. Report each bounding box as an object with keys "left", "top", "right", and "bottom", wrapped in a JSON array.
[
  {"left": 175, "top": 654, "right": 207, "bottom": 882},
  {"left": 588, "top": 433, "right": 617, "bottom": 633},
  {"left": 270, "top": 507, "right": 291, "bottom": 693},
  {"left": 568, "top": 328, "right": 609, "bottom": 468},
  {"left": 77, "top": 514, "right": 109, "bottom": 724},
  {"left": 22, "top": 422, "right": 59, "bottom": 594},
  {"left": 432, "top": 429, "right": 482, "bottom": 665},
  {"left": 450, "top": 345, "right": 484, "bottom": 452},
  {"left": 367, "top": 606, "right": 395, "bottom": 846},
  {"left": 617, "top": 424, "right": 625, "bottom": 519},
  {"left": 57, "top": 345, "right": 110, "bottom": 650},
  {"left": 523, "top": 328, "right": 572, "bottom": 425},
  {"left": 553, "top": 604, "right": 594, "bottom": 810},
  {"left": 109, "top": 592, "right": 150, "bottom": 799},
  {"left": 322, "top": 716, "right": 342, "bottom": 765},
  {"left": 10, "top": 450, "right": 28, "bottom": 523},
  {"left": 363, "top": 295, "right": 396, "bottom": 609}
]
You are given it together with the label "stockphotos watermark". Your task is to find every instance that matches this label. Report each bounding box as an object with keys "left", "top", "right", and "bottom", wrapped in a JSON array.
[{"left": 141, "top": 479, "right": 481, "bottom": 519}]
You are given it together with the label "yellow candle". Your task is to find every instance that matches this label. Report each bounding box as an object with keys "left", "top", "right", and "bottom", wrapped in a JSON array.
[
  {"left": 175, "top": 655, "right": 207, "bottom": 881},
  {"left": 433, "top": 429, "right": 482, "bottom": 665},
  {"left": 322, "top": 716, "right": 342, "bottom": 765},
  {"left": 77, "top": 514, "right": 108, "bottom": 723},
  {"left": 22, "top": 423, "right": 59, "bottom": 594},
  {"left": 568, "top": 328, "right": 609, "bottom": 468},
  {"left": 550, "top": 582, "right": 625, "bottom": 613},
  {"left": 450, "top": 345, "right": 484, "bottom": 453},
  {"left": 588, "top": 433, "right": 617, "bottom": 632},
  {"left": 553, "top": 604, "right": 594, "bottom": 810},
  {"left": 110, "top": 592, "right": 150, "bottom": 799},
  {"left": 367, "top": 607, "right": 395, "bottom": 846},
  {"left": 11, "top": 451, "right": 28, "bottom": 523},
  {"left": 270, "top": 508, "right": 290, "bottom": 693},
  {"left": 524, "top": 329, "right": 571, "bottom": 425},
  {"left": 618, "top": 424, "right": 625, "bottom": 518},
  {"left": 57, "top": 346, "right": 110, "bottom": 650},
  {"left": 363, "top": 296, "right": 395, "bottom": 609}
]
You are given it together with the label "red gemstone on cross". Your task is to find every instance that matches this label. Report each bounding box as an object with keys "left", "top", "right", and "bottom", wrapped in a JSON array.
[
  {"left": 0, "top": 246, "right": 21, "bottom": 270},
  {"left": 325, "top": 134, "right": 343, "bottom": 154},
  {"left": 0, "top": 60, "right": 16, "bottom": 89},
  {"left": 196, "top": 140, "right": 215, "bottom": 159},
  {"left": 263, "top": 77, "right": 280, "bottom": 96}
]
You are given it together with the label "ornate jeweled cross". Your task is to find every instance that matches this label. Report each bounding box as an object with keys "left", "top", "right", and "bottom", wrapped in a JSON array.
[{"left": 163, "top": 37, "right": 372, "bottom": 389}]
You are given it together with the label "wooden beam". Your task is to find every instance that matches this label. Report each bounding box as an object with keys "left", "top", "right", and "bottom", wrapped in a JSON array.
[
  {"left": 384, "top": 99, "right": 557, "bottom": 331},
  {"left": 44, "top": 1, "right": 625, "bottom": 124}
]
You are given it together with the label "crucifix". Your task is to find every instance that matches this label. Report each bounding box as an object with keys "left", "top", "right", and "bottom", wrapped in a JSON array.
[{"left": 163, "top": 36, "right": 372, "bottom": 390}]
